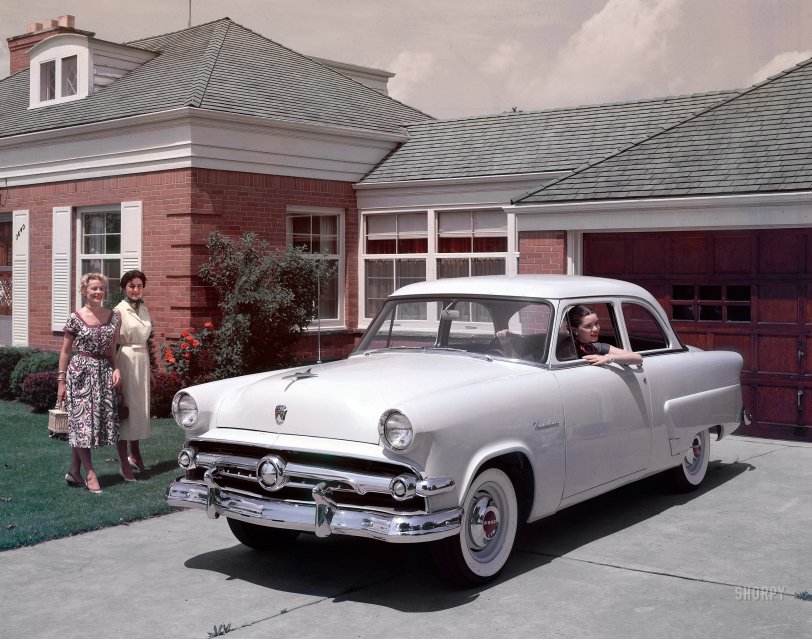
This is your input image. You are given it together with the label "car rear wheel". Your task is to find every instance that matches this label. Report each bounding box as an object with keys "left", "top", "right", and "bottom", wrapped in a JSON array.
[
  {"left": 431, "top": 467, "right": 518, "bottom": 587},
  {"left": 667, "top": 429, "right": 710, "bottom": 492},
  {"left": 226, "top": 518, "right": 299, "bottom": 550}
]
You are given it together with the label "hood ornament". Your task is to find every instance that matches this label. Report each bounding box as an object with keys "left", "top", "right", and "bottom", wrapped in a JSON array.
[
  {"left": 282, "top": 367, "right": 318, "bottom": 390},
  {"left": 275, "top": 405, "right": 288, "bottom": 425}
]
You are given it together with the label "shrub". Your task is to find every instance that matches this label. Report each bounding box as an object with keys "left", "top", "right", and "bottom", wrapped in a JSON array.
[
  {"left": 162, "top": 323, "right": 216, "bottom": 385},
  {"left": 199, "top": 231, "right": 332, "bottom": 379},
  {"left": 10, "top": 351, "right": 60, "bottom": 399},
  {"left": 0, "top": 347, "right": 38, "bottom": 400},
  {"left": 20, "top": 370, "right": 59, "bottom": 412},
  {"left": 151, "top": 371, "right": 184, "bottom": 418}
]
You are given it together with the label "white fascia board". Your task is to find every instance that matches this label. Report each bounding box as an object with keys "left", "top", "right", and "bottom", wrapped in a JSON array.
[
  {"left": 0, "top": 107, "right": 405, "bottom": 186},
  {"left": 356, "top": 171, "right": 568, "bottom": 211},
  {"left": 510, "top": 191, "right": 812, "bottom": 233}
]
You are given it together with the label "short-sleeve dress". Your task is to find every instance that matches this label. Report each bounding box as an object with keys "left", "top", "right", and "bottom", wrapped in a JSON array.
[
  {"left": 115, "top": 300, "right": 152, "bottom": 441},
  {"left": 63, "top": 312, "right": 120, "bottom": 448}
]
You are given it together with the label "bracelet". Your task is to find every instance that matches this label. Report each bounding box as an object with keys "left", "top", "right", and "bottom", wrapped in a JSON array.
[{"left": 607, "top": 355, "right": 614, "bottom": 364}]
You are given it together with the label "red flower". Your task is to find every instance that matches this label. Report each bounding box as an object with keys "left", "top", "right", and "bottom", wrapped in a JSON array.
[
  {"left": 181, "top": 329, "right": 190, "bottom": 338},
  {"left": 185, "top": 335, "right": 195, "bottom": 343},
  {"left": 191, "top": 339, "right": 200, "bottom": 347},
  {"left": 168, "top": 357, "right": 177, "bottom": 365},
  {"left": 204, "top": 322, "right": 214, "bottom": 329},
  {"left": 182, "top": 352, "right": 191, "bottom": 360},
  {"left": 180, "top": 342, "right": 189, "bottom": 350}
]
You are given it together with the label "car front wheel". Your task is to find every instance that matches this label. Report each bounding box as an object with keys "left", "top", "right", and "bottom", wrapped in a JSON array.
[
  {"left": 226, "top": 517, "right": 299, "bottom": 551},
  {"left": 431, "top": 467, "right": 518, "bottom": 587},
  {"left": 667, "top": 429, "right": 710, "bottom": 492}
]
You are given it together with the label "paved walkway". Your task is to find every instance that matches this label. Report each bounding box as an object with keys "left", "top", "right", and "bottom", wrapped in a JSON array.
[{"left": 1, "top": 435, "right": 810, "bottom": 638}]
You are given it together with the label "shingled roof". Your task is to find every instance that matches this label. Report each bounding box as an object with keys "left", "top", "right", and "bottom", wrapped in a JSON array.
[
  {"left": 359, "top": 91, "right": 734, "bottom": 184},
  {"left": 0, "top": 18, "right": 432, "bottom": 140},
  {"left": 515, "top": 56, "right": 812, "bottom": 204}
]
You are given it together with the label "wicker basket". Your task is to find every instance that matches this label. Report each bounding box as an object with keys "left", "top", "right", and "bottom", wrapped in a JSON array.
[{"left": 48, "top": 405, "right": 69, "bottom": 435}]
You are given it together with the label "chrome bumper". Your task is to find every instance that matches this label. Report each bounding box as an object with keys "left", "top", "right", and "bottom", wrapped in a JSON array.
[{"left": 166, "top": 479, "right": 462, "bottom": 543}]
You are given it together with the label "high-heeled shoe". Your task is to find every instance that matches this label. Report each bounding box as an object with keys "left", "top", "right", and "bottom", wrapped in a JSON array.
[
  {"left": 128, "top": 456, "right": 147, "bottom": 472},
  {"left": 119, "top": 468, "right": 137, "bottom": 483},
  {"left": 85, "top": 473, "right": 103, "bottom": 494},
  {"left": 65, "top": 472, "right": 85, "bottom": 488}
]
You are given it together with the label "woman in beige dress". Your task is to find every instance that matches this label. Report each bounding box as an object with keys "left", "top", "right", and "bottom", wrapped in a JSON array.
[{"left": 115, "top": 270, "right": 152, "bottom": 477}]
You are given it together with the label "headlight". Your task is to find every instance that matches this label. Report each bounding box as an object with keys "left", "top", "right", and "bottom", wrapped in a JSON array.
[
  {"left": 378, "top": 410, "right": 414, "bottom": 452},
  {"left": 172, "top": 392, "right": 198, "bottom": 430}
]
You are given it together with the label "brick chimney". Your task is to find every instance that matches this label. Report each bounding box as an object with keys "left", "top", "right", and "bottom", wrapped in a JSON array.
[{"left": 6, "top": 15, "right": 95, "bottom": 76}]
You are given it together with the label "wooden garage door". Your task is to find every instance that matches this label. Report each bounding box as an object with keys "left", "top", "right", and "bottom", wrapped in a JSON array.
[{"left": 584, "top": 229, "right": 812, "bottom": 439}]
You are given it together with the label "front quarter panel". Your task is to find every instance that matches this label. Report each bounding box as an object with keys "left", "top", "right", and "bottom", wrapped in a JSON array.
[{"left": 397, "top": 368, "right": 565, "bottom": 520}]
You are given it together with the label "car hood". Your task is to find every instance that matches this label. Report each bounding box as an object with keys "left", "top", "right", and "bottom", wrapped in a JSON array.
[{"left": 214, "top": 351, "right": 522, "bottom": 443}]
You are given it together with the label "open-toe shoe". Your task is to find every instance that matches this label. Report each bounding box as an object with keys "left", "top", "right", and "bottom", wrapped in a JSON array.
[
  {"left": 119, "top": 468, "right": 137, "bottom": 483},
  {"left": 128, "top": 456, "right": 147, "bottom": 472},
  {"left": 85, "top": 473, "right": 103, "bottom": 494}
]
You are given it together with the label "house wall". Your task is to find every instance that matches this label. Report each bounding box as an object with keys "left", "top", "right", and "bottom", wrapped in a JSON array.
[
  {"left": 518, "top": 231, "right": 567, "bottom": 274},
  {"left": 4, "top": 167, "right": 361, "bottom": 361}
]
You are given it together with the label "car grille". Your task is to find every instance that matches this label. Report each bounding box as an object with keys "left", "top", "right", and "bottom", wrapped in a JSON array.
[{"left": 184, "top": 440, "right": 427, "bottom": 514}]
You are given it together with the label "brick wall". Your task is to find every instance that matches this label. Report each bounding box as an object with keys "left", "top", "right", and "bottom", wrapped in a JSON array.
[
  {"left": 518, "top": 231, "right": 567, "bottom": 274},
  {"left": 4, "top": 167, "right": 361, "bottom": 360}
]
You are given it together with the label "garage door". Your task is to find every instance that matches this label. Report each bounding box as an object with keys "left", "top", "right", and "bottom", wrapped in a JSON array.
[{"left": 584, "top": 229, "right": 812, "bottom": 439}]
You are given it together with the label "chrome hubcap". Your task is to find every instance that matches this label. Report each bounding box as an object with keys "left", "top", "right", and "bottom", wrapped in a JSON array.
[
  {"left": 684, "top": 435, "right": 703, "bottom": 475},
  {"left": 468, "top": 494, "right": 501, "bottom": 550}
]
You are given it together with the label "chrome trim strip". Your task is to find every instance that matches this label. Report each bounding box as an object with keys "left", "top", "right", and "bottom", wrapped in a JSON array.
[
  {"left": 166, "top": 479, "right": 462, "bottom": 543},
  {"left": 190, "top": 452, "right": 455, "bottom": 497}
]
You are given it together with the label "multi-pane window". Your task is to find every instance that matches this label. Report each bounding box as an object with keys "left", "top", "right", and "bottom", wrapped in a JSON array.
[
  {"left": 288, "top": 212, "right": 342, "bottom": 324},
  {"left": 40, "top": 60, "right": 56, "bottom": 101},
  {"left": 61, "top": 56, "right": 78, "bottom": 97},
  {"left": 671, "top": 284, "right": 751, "bottom": 322},
  {"left": 362, "top": 210, "right": 509, "bottom": 320},
  {"left": 365, "top": 213, "right": 428, "bottom": 318},
  {"left": 80, "top": 211, "right": 121, "bottom": 291}
]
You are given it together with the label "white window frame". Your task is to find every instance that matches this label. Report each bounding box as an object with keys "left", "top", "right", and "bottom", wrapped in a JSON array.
[
  {"left": 286, "top": 206, "right": 345, "bottom": 330},
  {"left": 28, "top": 36, "right": 90, "bottom": 108},
  {"left": 359, "top": 207, "right": 516, "bottom": 327}
]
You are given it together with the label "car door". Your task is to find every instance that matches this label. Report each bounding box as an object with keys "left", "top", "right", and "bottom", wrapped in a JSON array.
[{"left": 553, "top": 300, "right": 653, "bottom": 498}]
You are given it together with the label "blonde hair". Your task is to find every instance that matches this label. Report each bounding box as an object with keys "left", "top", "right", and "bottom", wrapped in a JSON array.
[{"left": 79, "top": 272, "right": 109, "bottom": 295}]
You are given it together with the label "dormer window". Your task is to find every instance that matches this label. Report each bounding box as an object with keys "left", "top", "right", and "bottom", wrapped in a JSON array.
[
  {"left": 38, "top": 55, "right": 77, "bottom": 102},
  {"left": 29, "top": 34, "right": 89, "bottom": 108},
  {"left": 28, "top": 32, "right": 156, "bottom": 109}
]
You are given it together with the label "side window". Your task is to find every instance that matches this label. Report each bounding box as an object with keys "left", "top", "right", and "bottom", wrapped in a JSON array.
[
  {"left": 556, "top": 302, "right": 621, "bottom": 361},
  {"left": 622, "top": 303, "right": 669, "bottom": 352}
]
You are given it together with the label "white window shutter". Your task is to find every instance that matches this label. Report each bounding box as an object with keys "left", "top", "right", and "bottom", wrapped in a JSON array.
[
  {"left": 120, "top": 201, "right": 142, "bottom": 273},
  {"left": 11, "top": 210, "right": 29, "bottom": 346},
  {"left": 51, "top": 206, "right": 72, "bottom": 332}
]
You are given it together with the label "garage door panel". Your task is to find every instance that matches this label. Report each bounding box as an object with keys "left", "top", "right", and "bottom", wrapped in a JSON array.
[
  {"left": 714, "top": 235, "right": 752, "bottom": 274},
  {"left": 585, "top": 237, "right": 625, "bottom": 274},
  {"left": 672, "top": 237, "right": 707, "bottom": 274},
  {"left": 757, "top": 336, "right": 800, "bottom": 375},
  {"left": 757, "top": 285, "right": 798, "bottom": 323},
  {"left": 632, "top": 237, "right": 668, "bottom": 274},
  {"left": 758, "top": 233, "right": 800, "bottom": 274},
  {"left": 756, "top": 386, "right": 799, "bottom": 425}
]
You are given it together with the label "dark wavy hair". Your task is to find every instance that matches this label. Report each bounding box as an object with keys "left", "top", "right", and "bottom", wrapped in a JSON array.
[
  {"left": 120, "top": 269, "right": 147, "bottom": 290},
  {"left": 567, "top": 304, "right": 597, "bottom": 330}
]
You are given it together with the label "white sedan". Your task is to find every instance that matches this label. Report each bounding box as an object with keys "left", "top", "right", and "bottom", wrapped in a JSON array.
[{"left": 166, "top": 275, "right": 745, "bottom": 586}]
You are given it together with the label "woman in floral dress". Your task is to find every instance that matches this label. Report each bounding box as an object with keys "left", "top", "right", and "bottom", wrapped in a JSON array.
[{"left": 56, "top": 273, "right": 122, "bottom": 493}]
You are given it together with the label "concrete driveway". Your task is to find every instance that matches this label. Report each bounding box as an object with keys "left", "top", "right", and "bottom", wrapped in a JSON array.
[{"left": 2, "top": 435, "right": 810, "bottom": 639}]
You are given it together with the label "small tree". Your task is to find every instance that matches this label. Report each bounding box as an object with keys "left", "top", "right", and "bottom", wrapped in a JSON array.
[{"left": 199, "top": 231, "right": 330, "bottom": 378}]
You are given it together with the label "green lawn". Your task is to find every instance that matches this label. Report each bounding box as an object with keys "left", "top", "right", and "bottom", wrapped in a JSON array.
[{"left": 0, "top": 400, "right": 187, "bottom": 551}]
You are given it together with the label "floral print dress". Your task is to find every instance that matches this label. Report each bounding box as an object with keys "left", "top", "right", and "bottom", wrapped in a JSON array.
[{"left": 63, "top": 312, "right": 120, "bottom": 448}]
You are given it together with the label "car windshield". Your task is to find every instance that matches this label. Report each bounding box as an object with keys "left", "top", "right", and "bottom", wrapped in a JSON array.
[{"left": 354, "top": 296, "right": 554, "bottom": 364}]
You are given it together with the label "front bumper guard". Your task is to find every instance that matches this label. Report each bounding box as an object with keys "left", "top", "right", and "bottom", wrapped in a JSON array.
[{"left": 166, "top": 477, "right": 462, "bottom": 544}]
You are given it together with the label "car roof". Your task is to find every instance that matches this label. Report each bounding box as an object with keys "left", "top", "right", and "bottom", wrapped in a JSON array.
[{"left": 389, "top": 275, "right": 657, "bottom": 303}]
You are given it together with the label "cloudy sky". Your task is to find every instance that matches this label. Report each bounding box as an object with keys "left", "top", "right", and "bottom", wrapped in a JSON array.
[{"left": 2, "top": 0, "right": 811, "bottom": 118}]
